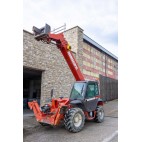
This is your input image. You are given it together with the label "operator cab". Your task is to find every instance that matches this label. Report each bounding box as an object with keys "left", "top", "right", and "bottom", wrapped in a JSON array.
[{"left": 70, "top": 81, "right": 102, "bottom": 112}]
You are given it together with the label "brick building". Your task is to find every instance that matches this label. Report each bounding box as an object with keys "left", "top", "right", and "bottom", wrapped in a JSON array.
[
  {"left": 23, "top": 26, "right": 118, "bottom": 107},
  {"left": 83, "top": 35, "right": 118, "bottom": 80}
]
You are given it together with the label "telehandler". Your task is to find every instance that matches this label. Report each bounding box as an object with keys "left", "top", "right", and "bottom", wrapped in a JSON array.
[{"left": 28, "top": 23, "right": 104, "bottom": 133}]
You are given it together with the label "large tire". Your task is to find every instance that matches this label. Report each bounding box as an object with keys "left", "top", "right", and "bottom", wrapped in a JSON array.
[
  {"left": 64, "top": 108, "right": 85, "bottom": 133},
  {"left": 94, "top": 106, "right": 104, "bottom": 123}
]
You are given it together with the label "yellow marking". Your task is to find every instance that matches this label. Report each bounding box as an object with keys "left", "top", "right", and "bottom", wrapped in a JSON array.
[{"left": 67, "top": 44, "right": 71, "bottom": 50}]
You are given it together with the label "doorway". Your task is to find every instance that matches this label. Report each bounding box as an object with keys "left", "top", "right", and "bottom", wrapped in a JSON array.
[{"left": 23, "top": 67, "right": 42, "bottom": 109}]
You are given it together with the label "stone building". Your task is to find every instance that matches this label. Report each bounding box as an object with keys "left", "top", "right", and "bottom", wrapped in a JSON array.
[{"left": 23, "top": 26, "right": 118, "bottom": 107}]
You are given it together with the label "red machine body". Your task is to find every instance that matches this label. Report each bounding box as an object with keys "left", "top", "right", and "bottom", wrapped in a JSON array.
[
  {"left": 28, "top": 25, "right": 86, "bottom": 125},
  {"left": 42, "top": 33, "right": 85, "bottom": 81},
  {"left": 28, "top": 24, "right": 104, "bottom": 132},
  {"left": 28, "top": 98, "right": 70, "bottom": 126}
]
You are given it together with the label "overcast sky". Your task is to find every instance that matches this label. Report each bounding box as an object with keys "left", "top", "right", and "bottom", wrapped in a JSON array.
[{"left": 23, "top": 0, "right": 118, "bottom": 57}]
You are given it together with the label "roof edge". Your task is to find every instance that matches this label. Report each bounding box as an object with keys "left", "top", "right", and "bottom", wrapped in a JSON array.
[
  {"left": 23, "top": 29, "right": 33, "bottom": 35},
  {"left": 83, "top": 34, "right": 118, "bottom": 60}
]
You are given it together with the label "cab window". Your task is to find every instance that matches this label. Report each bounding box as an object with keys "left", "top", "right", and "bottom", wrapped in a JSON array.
[{"left": 85, "top": 83, "right": 99, "bottom": 99}]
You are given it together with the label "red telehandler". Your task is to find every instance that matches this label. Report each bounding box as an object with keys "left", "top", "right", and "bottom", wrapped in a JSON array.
[{"left": 28, "top": 23, "right": 104, "bottom": 133}]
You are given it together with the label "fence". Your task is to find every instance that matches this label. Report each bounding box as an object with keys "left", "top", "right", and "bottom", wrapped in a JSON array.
[{"left": 99, "top": 75, "right": 118, "bottom": 101}]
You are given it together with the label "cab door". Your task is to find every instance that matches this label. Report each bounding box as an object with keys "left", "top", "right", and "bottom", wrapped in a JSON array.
[{"left": 84, "top": 82, "right": 99, "bottom": 112}]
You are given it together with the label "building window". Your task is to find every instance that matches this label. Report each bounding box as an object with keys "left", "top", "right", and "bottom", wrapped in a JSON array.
[
  {"left": 108, "top": 70, "right": 113, "bottom": 75},
  {"left": 83, "top": 52, "right": 90, "bottom": 59},
  {"left": 98, "top": 52, "right": 101, "bottom": 57},
  {"left": 108, "top": 58, "right": 110, "bottom": 63},
  {"left": 91, "top": 48, "right": 94, "bottom": 53},
  {"left": 94, "top": 61, "right": 96, "bottom": 66},
  {"left": 90, "top": 72, "right": 99, "bottom": 78},
  {"left": 103, "top": 55, "right": 105, "bottom": 60},
  {"left": 83, "top": 61, "right": 91, "bottom": 67},
  {"left": 83, "top": 69, "right": 90, "bottom": 76},
  {"left": 84, "top": 45, "right": 90, "bottom": 52},
  {"left": 100, "top": 68, "right": 102, "bottom": 71},
  {"left": 96, "top": 66, "right": 100, "bottom": 70}
]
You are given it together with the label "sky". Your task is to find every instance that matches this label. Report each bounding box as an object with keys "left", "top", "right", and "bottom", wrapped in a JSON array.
[{"left": 23, "top": 0, "right": 118, "bottom": 57}]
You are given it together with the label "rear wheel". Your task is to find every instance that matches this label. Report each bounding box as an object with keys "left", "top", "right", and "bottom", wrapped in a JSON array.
[
  {"left": 64, "top": 108, "right": 85, "bottom": 133},
  {"left": 94, "top": 106, "right": 104, "bottom": 123}
]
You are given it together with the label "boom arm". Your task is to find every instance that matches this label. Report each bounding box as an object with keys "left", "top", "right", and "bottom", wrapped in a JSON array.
[{"left": 33, "top": 24, "right": 85, "bottom": 81}]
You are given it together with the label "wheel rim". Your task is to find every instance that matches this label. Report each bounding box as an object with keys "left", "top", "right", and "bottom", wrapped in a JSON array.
[
  {"left": 98, "top": 109, "right": 104, "bottom": 120},
  {"left": 73, "top": 113, "right": 82, "bottom": 127}
]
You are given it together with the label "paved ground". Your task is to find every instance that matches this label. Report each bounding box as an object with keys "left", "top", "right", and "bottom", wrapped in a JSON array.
[
  {"left": 23, "top": 99, "right": 118, "bottom": 142},
  {"left": 110, "top": 135, "right": 118, "bottom": 142}
]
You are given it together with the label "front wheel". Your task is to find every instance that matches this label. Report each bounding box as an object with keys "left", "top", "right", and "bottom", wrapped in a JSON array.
[
  {"left": 64, "top": 108, "right": 85, "bottom": 133},
  {"left": 94, "top": 106, "right": 104, "bottom": 123}
]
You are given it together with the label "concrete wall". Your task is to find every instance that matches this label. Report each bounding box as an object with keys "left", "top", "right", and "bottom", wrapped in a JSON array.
[{"left": 23, "top": 26, "right": 83, "bottom": 106}]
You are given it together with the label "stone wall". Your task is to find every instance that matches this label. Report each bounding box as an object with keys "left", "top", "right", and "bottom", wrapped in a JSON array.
[
  {"left": 23, "top": 26, "right": 83, "bottom": 106},
  {"left": 64, "top": 26, "right": 84, "bottom": 72}
]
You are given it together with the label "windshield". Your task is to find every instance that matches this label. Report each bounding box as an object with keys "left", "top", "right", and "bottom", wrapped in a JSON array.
[{"left": 70, "top": 83, "right": 86, "bottom": 100}]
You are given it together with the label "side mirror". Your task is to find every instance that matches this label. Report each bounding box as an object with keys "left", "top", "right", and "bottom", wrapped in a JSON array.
[{"left": 51, "top": 89, "right": 54, "bottom": 98}]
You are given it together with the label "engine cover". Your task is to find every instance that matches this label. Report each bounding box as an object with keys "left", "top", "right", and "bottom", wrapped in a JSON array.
[{"left": 40, "top": 104, "right": 50, "bottom": 113}]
